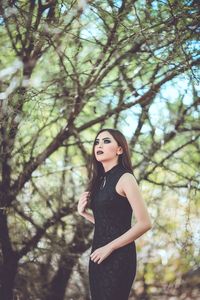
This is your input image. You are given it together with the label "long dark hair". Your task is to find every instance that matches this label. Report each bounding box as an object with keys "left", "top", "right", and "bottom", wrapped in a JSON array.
[{"left": 87, "top": 128, "right": 133, "bottom": 204}]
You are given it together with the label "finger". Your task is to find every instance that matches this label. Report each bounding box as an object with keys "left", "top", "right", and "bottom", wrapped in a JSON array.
[
  {"left": 98, "top": 258, "right": 104, "bottom": 264},
  {"left": 93, "top": 256, "right": 100, "bottom": 263},
  {"left": 82, "top": 202, "right": 87, "bottom": 207},
  {"left": 90, "top": 251, "right": 96, "bottom": 257},
  {"left": 98, "top": 254, "right": 106, "bottom": 264},
  {"left": 83, "top": 200, "right": 88, "bottom": 207},
  {"left": 81, "top": 198, "right": 88, "bottom": 204},
  {"left": 90, "top": 252, "right": 97, "bottom": 260},
  {"left": 94, "top": 253, "right": 100, "bottom": 261}
]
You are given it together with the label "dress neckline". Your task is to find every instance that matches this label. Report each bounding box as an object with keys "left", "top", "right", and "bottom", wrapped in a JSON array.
[
  {"left": 103, "top": 163, "right": 120, "bottom": 175},
  {"left": 99, "top": 164, "right": 122, "bottom": 190}
]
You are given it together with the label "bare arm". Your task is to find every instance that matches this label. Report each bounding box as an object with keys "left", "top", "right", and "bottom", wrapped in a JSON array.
[
  {"left": 80, "top": 210, "right": 95, "bottom": 224},
  {"left": 77, "top": 191, "right": 95, "bottom": 224},
  {"left": 108, "top": 173, "right": 152, "bottom": 251}
]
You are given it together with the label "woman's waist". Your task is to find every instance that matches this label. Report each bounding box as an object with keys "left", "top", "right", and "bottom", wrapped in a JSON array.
[
  {"left": 91, "top": 237, "right": 136, "bottom": 253},
  {"left": 92, "top": 227, "right": 131, "bottom": 244},
  {"left": 94, "top": 223, "right": 131, "bottom": 234}
]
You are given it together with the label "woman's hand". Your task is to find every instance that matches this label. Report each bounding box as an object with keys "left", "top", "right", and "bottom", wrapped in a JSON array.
[
  {"left": 90, "top": 244, "right": 114, "bottom": 264},
  {"left": 77, "top": 191, "right": 90, "bottom": 215}
]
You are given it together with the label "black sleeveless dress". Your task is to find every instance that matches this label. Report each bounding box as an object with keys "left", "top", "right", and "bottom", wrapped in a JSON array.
[{"left": 88, "top": 164, "right": 137, "bottom": 300}]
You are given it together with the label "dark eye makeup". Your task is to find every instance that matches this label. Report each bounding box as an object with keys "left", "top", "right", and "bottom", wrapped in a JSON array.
[{"left": 94, "top": 138, "right": 111, "bottom": 145}]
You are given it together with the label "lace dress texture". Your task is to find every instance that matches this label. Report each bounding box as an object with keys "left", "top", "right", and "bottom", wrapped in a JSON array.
[{"left": 88, "top": 164, "right": 137, "bottom": 300}]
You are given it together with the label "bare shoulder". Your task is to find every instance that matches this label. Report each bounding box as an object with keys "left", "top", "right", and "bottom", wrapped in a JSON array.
[
  {"left": 116, "top": 172, "right": 138, "bottom": 197},
  {"left": 118, "top": 172, "right": 140, "bottom": 194},
  {"left": 118, "top": 172, "right": 152, "bottom": 228},
  {"left": 120, "top": 172, "right": 138, "bottom": 185}
]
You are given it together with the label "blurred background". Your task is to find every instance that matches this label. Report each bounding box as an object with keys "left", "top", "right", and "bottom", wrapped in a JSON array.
[{"left": 0, "top": 0, "right": 199, "bottom": 299}]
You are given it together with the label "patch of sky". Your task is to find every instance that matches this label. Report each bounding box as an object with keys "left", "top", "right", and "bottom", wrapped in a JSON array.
[
  {"left": 135, "top": 85, "right": 150, "bottom": 97},
  {"left": 147, "top": 76, "right": 195, "bottom": 128},
  {"left": 193, "top": 110, "right": 200, "bottom": 119},
  {"left": 80, "top": 25, "right": 103, "bottom": 41},
  {"left": 162, "top": 75, "right": 199, "bottom": 105},
  {"left": 148, "top": 105, "right": 167, "bottom": 129},
  {"left": 41, "top": 8, "right": 50, "bottom": 17},
  {"left": 184, "top": 1, "right": 199, "bottom": 14},
  {"left": 80, "top": 7, "right": 105, "bottom": 40},
  {"left": 187, "top": 0, "right": 195, "bottom": 5},
  {"left": 58, "top": 2, "right": 75, "bottom": 13},
  {"left": 142, "top": 121, "right": 157, "bottom": 135},
  {"left": 58, "top": 2, "right": 67, "bottom": 13},
  {"left": 0, "top": 17, "right": 4, "bottom": 25},
  {"left": 179, "top": 194, "right": 188, "bottom": 205},
  {"left": 127, "top": 13, "right": 136, "bottom": 22},
  {"left": 155, "top": 0, "right": 168, "bottom": 5},
  {"left": 153, "top": 46, "right": 178, "bottom": 61},
  {"left": 185, "top": 40, "right": 200, "bottom": 59},
  {"left": 157, "top": 249, "right": 170, "bottom": 265},
  {"left": 149, "top": 101, "right": 168, "bottom": 133},
  {"left": 122, "top": 72, "right": 199, "bottom": 138},
  {"left": 100, "top": 94, "right": 119, "bottom": 107},
  {"left": 120, "top": 105, "right": 142, "bottom": 138},
  {"left": 151, "top": 0, "right": 161, "bottom": 10},
  {"left": 192, "top": 220, "right": 200, "bottom": 249},
  {"left": 112, "top": 0, "right": 123, "bottom": 8}
]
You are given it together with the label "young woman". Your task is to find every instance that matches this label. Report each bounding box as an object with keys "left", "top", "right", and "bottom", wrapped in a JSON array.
[{"left": 77, "top": 128, "right": 152, "bottom": 300}]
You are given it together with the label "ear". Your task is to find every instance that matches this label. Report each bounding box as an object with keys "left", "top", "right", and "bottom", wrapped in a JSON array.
[{"left": 117, "top": 146, "right": 123, "bottom": 155}]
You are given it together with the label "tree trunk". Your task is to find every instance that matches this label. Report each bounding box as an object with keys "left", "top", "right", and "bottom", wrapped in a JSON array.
[
  {"left": 0, "top": 255, "right": 18, "bottom": 300},
  {"left": 45, "top": 221, "right": 92, "bottom": 300},
  {"left": 0, "top": 211, "right": 19, "bottom": 300},
  {"left": 45, "top": 254, "right": 76, "bottom": 300}
]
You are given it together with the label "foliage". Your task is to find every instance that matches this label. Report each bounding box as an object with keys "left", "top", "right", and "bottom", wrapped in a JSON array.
[{"left": 0, "top": 0, "right": 199, "bottom": 299}]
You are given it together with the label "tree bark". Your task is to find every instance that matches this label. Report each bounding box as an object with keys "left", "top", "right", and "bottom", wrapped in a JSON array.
[
  {"left": 45, "top": 221, "right": 92, "bottom": 300},
  {"left": 0, "top": 211, "right": 19, "bottom": 300},
  {"left": 45, "top": 254, "right": 76, "bottom": 300}
]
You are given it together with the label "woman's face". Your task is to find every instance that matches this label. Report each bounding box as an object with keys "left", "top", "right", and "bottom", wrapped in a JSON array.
[{"left": 94, "top": 131, "right": 122, "bottom": 162}]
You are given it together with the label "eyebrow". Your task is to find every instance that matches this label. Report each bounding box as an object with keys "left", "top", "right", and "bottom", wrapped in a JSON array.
[{"left": 95, "top": 137, "right": 111, "bottom": 141}]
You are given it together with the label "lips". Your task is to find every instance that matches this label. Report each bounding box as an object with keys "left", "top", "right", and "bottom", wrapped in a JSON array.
[{"left": 96, "top": 150, "right": 104, "bottom": 155}]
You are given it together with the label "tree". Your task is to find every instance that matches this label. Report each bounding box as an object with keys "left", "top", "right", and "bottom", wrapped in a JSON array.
[{"left": 0, "top": 0, "right": 199, "bottom": 299}]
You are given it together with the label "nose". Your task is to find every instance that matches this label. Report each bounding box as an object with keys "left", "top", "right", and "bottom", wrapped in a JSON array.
[{"left": 97, "top": 140, "right": 103, "bottom": 148}]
